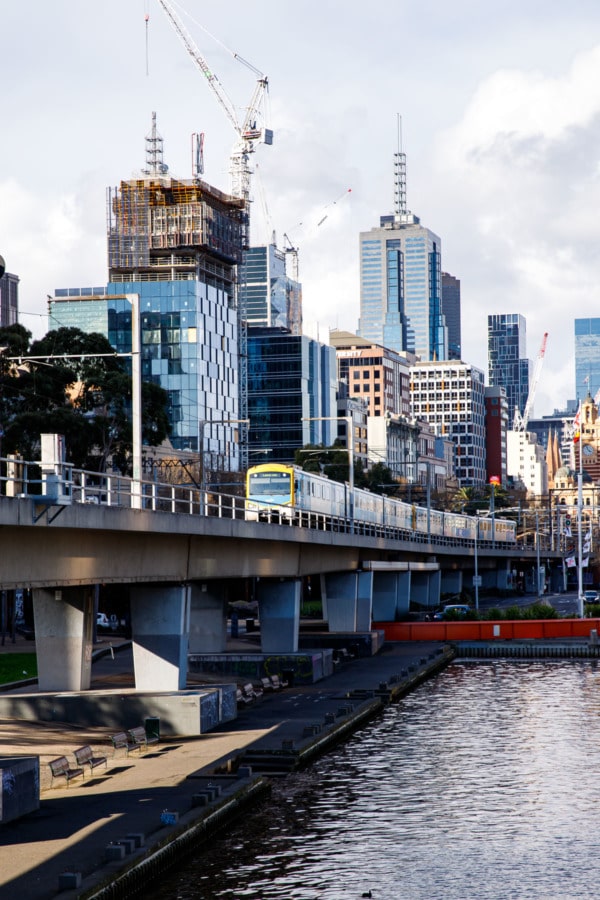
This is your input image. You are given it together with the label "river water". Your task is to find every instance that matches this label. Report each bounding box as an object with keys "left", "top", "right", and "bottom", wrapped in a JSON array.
[{"left": 149, "top": 660, "right": 600, "bottom": 900}]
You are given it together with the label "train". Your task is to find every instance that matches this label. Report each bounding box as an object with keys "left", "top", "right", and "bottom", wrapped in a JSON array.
[{"left": 245, "top": 463, "right": 516, "bottom": 545}]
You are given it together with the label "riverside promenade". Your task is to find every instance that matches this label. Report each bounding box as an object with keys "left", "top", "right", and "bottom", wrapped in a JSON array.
[{"left": 0, "top": 634, "right": 453, "bottom": 900}]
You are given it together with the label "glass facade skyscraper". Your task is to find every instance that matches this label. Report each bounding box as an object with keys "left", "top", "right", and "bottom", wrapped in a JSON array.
[
  {"left": 358, "top": 213, "right": 447, "bottom": 361},
  {"left": 49, "top": 281, "right": 240, "bottom": 467},
  {"left": 248, "top": 329, "right": 337, "bottom": 464},
  {"left": 0, "top": 271, "right": 18, "bottom": 327},
  {"left": 441, "top": 272, "right": 461, "bottom": 361},
  {"left": 239, "top": 244, "right": 302, "bottom": 335},
  {"left": 574, "top": 318, "right": 600, "bottom": 403},
  {"left": 487, "top": 313, "right": 530, "bottom": 428}
]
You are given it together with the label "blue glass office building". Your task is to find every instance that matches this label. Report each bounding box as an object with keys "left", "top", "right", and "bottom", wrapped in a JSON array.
[
  {"left": 575, "top": 318, "right": 600, "bottom": 403},
  {"left": 50, "top": 281, "right": 239, "bottom": 466},
  {"left": 248, "top": 328, "right": 337, "bottom": 464},
  {"left": 488, "top": 313, "right": 530, "bottom": 427},
  {"left": 358, "top": 214, "right": 447, "bottom": 361},
  {"left": 238, "top": 244, "right": 302, "bottom": 335}
]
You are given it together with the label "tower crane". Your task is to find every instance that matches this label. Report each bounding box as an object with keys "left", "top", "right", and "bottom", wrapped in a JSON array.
[
  {"left": 156, "top": 0, "right": 273, "bottom": 246},
  {"left": 513, "top": 332, "right": 549, "bottom": 432}
]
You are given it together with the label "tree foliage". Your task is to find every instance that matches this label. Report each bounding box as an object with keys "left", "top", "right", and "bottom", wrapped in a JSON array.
[{"left": 0, "top": 326, "right": 169, "bottom": 473}]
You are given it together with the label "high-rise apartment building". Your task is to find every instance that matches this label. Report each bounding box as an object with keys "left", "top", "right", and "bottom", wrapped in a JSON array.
[
  {"left": 441, "top": 272, "right": 461, "bottom": 360},
  {"left": 239, "top": 243, "right": 302, "bottom": 335},
  {"left": 574, "top": 318, "right": 600, "bottom": 403},
  {"left": 50, "top": 116, "right": 246, "bottom": 468},
  {"left": 357, "top": 142, "right": 447, "bottom": 361},
  {"left": 410, "top": 360, "right": 487, "bottom": 486},
  {"left": 0, "top": 270, "right": 19, "bottom": 328},
  {"left": 487, "top": 313, "right": 530, "bottom": 427}
]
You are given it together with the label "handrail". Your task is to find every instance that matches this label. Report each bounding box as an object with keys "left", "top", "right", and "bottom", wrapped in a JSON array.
[{"left": 0, "top": 454, "right": 535, "bottom": 552}]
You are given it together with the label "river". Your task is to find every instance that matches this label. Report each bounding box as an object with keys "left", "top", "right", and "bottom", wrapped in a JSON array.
[{"left": 148, "top": 660, "right": 600, "bottom": 899}]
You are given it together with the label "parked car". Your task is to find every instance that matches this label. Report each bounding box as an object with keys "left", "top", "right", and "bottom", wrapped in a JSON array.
[
  {"left": 584, "top": 590, "right": 599, "bottom": 604},
  {"left": 433, "top": 604, "right": 472, "bottom": 621}
]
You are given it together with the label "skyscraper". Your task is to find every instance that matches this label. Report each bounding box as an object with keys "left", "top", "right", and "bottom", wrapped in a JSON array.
[
  {"left": 410, "top": 360, "right": 487, "bottom": 487},
  {"left": 441, "top": 272, "right": 461, "bottom": 360},
  {"left": 238, "top": 243, "right": 302, "bottom": 335},
  {"left": 574, "top": 317, "right": 600, "bottom": 403},
  {"left": 0, "top": 270, "right": 18, "bottom": 327},
  {"left": 50, "top": 115, "right": 245, "bottom": 469},
  {"left": 487, "top": 313, "right": 530, "bottom": 427},
  {"left": 358, "top": 139, "right": 447, "bottom": 361}
]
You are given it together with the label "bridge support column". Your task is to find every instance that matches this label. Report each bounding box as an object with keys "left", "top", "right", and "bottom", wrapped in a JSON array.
[
  {"left": 321, "top": 571, "right": 374, "bottom": 632},
  {"left": 410, "top": 570, "right": 441, "bottom": 614},
  {"left": 130, "top": 584, "right": 190, "bottom": 691},
  {"left": 188, "top": 583, "right": 227, "bottom": 653},
  {"left": 256, "top": 579, "right": 301, "bottom": 653},
  {"left": 32, "top": 587, "right": 94, "bottom": 691},
  {"left": 441, "top": 570, "right": 463, "bottom": 595},
  {"left": 371, "top": 571, "right": 411, "bottom": 621}
]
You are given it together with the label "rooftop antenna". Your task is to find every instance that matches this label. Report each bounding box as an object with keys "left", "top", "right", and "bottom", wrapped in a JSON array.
[
  {"left": 143, "top": 112, "right": 169, "bottom": 176},
  {"left": 393, "top": 113, "right": 407, "bottom": 218}
]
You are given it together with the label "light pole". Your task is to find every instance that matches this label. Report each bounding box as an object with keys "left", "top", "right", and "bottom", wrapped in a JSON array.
[
  {"left": 474, "top": 516, "right": 479, "bottom": 612},
  {"left": 578, "top": 441, "right": 584, "bottom": 617}
]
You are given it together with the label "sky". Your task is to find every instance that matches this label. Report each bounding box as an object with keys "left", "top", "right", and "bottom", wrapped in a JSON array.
[{"left": 3, "top": 0, "right": 600, "bottom": 417}]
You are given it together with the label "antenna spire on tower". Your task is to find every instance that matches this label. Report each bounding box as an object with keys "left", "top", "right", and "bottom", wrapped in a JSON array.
[
  {"left": 393, "top": 113, "right": 407, "bottom": 218},
  {"left": 143, "top": 112, "right": 169, "bottom": 176}
]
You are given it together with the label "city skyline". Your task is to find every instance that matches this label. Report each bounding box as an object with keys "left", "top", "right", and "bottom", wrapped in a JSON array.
[{"left": 3, "top": 2, "right": 600, "bottom": 416}]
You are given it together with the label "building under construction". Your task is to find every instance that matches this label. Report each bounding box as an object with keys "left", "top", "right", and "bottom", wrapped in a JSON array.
[
  {"left": 52, "top": 116, "right": 247, "bottom": 469},
  {"left": 107, "top": 115, "right": 246, "bottom": 291}
]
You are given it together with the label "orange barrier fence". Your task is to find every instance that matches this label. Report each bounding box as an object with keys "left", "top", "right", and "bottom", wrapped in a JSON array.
[{"left": 373, "top": 619, "right": 600, "bottom": 642}]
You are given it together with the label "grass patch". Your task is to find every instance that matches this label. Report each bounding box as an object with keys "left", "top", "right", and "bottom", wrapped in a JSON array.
[{"left": 0, "top": 653, "right": 37, "bottom": 684}]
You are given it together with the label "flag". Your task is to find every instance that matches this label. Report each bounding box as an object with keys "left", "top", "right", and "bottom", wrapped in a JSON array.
[
  {"left": 584, "top": 541, "right": 592, "bottom": 554},
  {"left": 565, "top": 557, "right": 577, "bottom": 568},
  {"left": 582, "top": 557, "right": 590, "bottom": 568},
  {"left": 564, "top": 526, "right": 572, "bottom": 538},
  {"left": 573, "top": 401, "right": 581, "bottom": 443}
]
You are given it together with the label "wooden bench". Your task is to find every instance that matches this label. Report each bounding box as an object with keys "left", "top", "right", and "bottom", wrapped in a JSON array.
[
  {"left": 73, "top": 744, "right": 107, "bottom": 774},
  {"left": 48, "top": 756, "right": 84, "bottom": 787}
]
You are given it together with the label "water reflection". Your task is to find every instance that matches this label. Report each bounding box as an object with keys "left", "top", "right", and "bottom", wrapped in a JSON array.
[{"left": 149, "top": 661, "right": 600, "bottom": 899}]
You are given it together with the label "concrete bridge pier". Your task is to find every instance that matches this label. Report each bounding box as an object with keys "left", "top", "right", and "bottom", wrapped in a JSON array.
[
  {"left": 32, "top": 586, "right": 95, "bottom": 691},
  {"left": 441, "top": 570, "right": 463, "bottom": 595},
  {"left": 188, "top": 582, "right": 227, "bottom": 653},
  {"left": 130, "top": 584, "right": 190, "bottom": 691},
  {"left": 255, "top": 578, "right": 301, "bottom": 653},
  {"left": 321, "top": 571, "right": 374, "bottom": 632},
  {"left": 371, "top": 571, "right": 411, "bottom": 621},
  {"left": 411, "top": 568, "right": 441, "bottom": 613}
]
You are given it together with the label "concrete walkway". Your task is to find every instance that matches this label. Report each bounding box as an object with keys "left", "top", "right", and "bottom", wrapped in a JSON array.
[{"left": 0, "top": 637, "right": 451, "bottom": 899}]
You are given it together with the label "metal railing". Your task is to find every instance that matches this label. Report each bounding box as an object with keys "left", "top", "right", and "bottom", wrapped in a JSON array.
[{"left": 0, "top": 455, "right": 521, "bottom": 552}]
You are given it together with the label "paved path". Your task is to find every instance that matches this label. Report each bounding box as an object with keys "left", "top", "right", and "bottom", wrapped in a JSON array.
[{"left": 0, "top": 638, "right": 449, "bottom": 899}]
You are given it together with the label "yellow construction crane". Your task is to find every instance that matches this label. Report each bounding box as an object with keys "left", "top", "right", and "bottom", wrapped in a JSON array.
[{"left": 156, "top": 0, "right": 272, "bottom": 246}]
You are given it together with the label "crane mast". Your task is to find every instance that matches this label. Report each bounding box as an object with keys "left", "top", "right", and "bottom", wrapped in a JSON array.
[
  {"left": 156, "top": 0, "right": 272, "bottom": 235},
  {"left": 513, "top": 332, "right": 549, "bottom": 432},
  {"left": 155, "top": 1, "right": 273, "bottom": 475}
]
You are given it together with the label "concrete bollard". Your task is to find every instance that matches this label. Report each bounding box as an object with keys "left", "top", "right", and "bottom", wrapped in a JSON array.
[
  {"left": 324, "top": 712, "right": 336, "bottom": 724},
  {"left": 237, "top": 765, "right": 253, "bottom": 778},
  {"left": 281, "top": 739, "right": 295, "bottom": 751},
  {"left": 117, "top": 837, "right": 136, "bottom": 855},
  {"left": 191, "top": 793, "right": 209, "bottom": 807},
  {"left": 590, "top": 629, "right": 598, "bottom": 646},
  {"left": 105, "top": 844, "right": 126, "bottom": 862},
  {"left": 126, "top": 833, "right": 145, "bottom": 848},
  {"left": 58, "top": 872, "right": 82, "bottom": 891}
]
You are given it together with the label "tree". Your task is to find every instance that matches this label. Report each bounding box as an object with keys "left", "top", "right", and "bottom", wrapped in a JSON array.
[{"left": 0, "top": 326, "right": 169, "bottom": 473}]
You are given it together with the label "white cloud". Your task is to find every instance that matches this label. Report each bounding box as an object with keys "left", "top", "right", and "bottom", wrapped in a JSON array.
[{"left": 435, "top": 43, "right": 600, "bottom": 415}]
